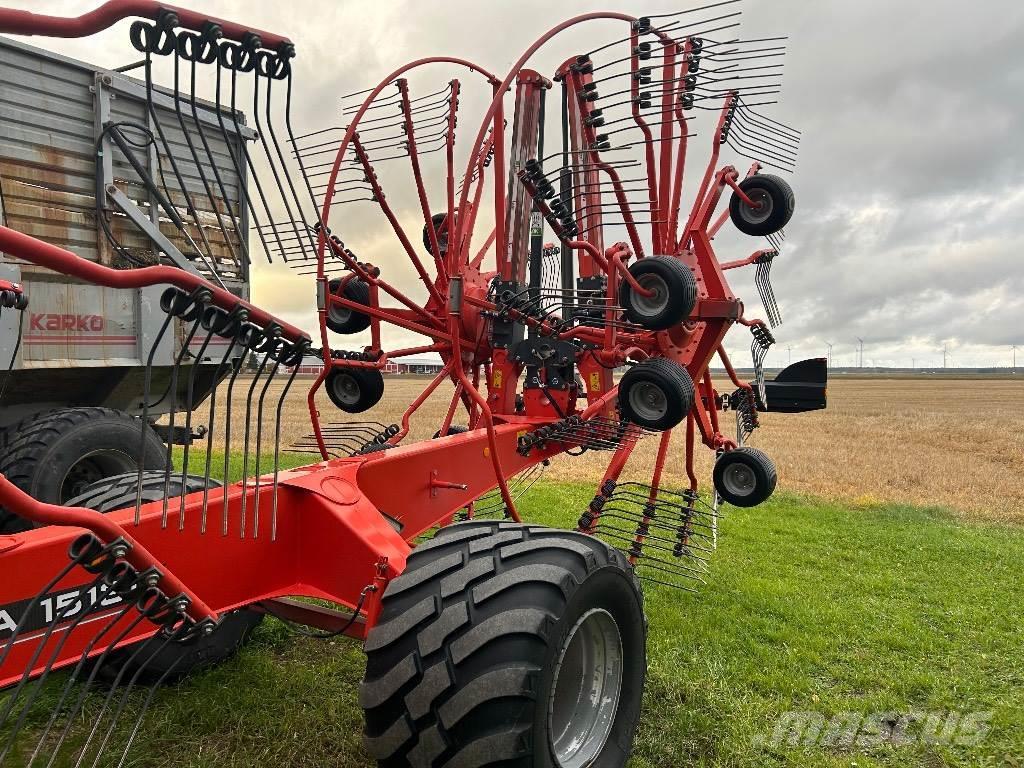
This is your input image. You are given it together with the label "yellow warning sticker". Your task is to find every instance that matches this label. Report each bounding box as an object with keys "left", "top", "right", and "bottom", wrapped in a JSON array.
[
  {"left": 493, "top": 369, "right": 503, "bottom": 388},
  {"left": 589, "top": 372, "right": 602, "bottom": 391}
]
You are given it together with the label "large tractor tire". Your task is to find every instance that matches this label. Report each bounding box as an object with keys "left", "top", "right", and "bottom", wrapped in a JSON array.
[
  {"left": 66, "top": 470, "right": 264, "bottom": 684},
  {"left": 361, "top": 521, "right": 647, "bottom": 768},
  {"left": 0, "top": 407, "right": 168, "bottom": 534}
]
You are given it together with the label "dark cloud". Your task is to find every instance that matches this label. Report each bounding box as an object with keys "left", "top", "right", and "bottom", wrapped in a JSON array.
[{"left": 21, "top": 0, "right": 1024, "bottom": 367}]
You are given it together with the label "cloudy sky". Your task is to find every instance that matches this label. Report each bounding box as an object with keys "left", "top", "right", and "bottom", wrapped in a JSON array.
[{"left": 18, "top": 0, "right": 1024, "bottom": 369}]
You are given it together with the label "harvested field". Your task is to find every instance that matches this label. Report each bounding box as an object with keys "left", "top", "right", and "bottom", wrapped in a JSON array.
[{"left": 182, "top": 376, "right": 1024, "bottom": 521}]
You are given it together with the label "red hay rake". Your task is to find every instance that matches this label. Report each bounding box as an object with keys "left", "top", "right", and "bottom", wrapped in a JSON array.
[{"left": 0, "top": 2, "right": 825, "bottom": 765}]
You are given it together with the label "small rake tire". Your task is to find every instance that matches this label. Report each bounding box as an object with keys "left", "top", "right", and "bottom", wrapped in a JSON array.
[
  {"left": 619, "top": 256, "right": 697, "bottom": 330},
  {"left": 618, "top": 358, "right": 695, "bottom": 431},
  {"left": 327, "top": 277, "right": 372, "bottom": 335},
  {"left": 66, "top": 471, "right": 264, "bottom": 684},
  {"left": 360, "top": 521, "right": 647, "bottom": 768},
  {"left": 713, "top": 446, "right": 778, "bottom": 507},
  {"left": 728, "top": 174, "right": 795, "bottom": 237},
  {"left": 326, "top": 366, "right": 385, "bottom": 413}
]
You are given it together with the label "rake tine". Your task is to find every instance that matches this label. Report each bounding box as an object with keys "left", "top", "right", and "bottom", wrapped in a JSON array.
[
  {"left": 26, "top": 596, "right": 139, "bottom": 768},
  {"left": 0, "top": 572, "right": 109, "bottom": 757},
  {"left": 252, "top": 345, "right": 285, "bottom": 539},
  {"left": 135, "top": 311, "right": 175, "bottom": 525},
  {"left": 239, "top": 333, "right": 277, "bottom": 539},
  {"left": 41, "top": 608, "right": 156, "bottom": 768},
  {"left": 80, "top": 632, "right": 174, "bottom": 768},
  {"left": 178, "top": 324, "right": 218, "bottom": 531},
  {"left": 271, "top": 356, "right": 304, "bottom": 541},
  {"left": 200, "top": 329, "right": 242, "bottom": 535}
]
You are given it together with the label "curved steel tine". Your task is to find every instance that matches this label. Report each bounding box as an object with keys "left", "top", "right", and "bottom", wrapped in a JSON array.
[
  {"left": 185, "top": 55, "right": 249, "bottom": 270},
  {"left": 0, "top": 572, "right": 109, "bottom": 751},
  {"left": 170, "top": 51, "right": 240, "bottom": 280},
  {"left": 42, "top": 610, "right": 155, "bottom": 768},
  {"left": 162, "top": 313, "right": 203, "bottom": 529},
  {"left": 252, "top": 352, "right": 284, "bottom": 539},
  {"left": 178, "top": 324, "right": 218, "bottom": 531},
  {"left": 271, "top": 362, "right": 303, "bottom": 541},
  {"left": 201, "top": 334, "right": 241, "bottom": 535},
  {"left": 136, "top": 311, "right": 175, "bottom": 525},
  {"left": 221, "top": 352, "right": 246, "bottom": 536},
  {"left": 26, "top": 598, "right": 138, "bottom": 767},
  {"left": 77, "top": 631, "right": 174, "bottom": 768},
  {"left": 239, "top": 349, "right": 273, "bottom": 539}
]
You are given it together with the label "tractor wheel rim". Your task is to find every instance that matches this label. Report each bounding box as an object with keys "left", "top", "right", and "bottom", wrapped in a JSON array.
[
  {"left": 333, "top": 374, "right": 361, "bottom": 405},
  {"left": 60, "top": 449, "right": 137, "bottom": 504},
  {"left": 629, "top": 381, "right": 668, "bottom": 422},
  {"left": 631, "top": 273, "right": 670, "bottom": 318},
  {"left": 739, "top": 189, "right": 773, "bottom": 224},
  {"left": 722, "top": 462, "right": 756, "bottom": 497},
  {"left": 548, "top": 608, "right": 623, "bottom": 768}
]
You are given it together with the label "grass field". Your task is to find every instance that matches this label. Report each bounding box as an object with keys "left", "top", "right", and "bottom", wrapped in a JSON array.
[{"left": 5, "top": 485, "right": 1022, "bottom": 767}]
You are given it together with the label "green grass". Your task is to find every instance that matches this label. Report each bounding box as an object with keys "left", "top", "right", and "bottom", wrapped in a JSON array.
[
  {"left": 171, "top": 446, "right": 320, "bottom": 484},
  {"left": 5, "top": 485, "right": 1023, "bottom": 767}
]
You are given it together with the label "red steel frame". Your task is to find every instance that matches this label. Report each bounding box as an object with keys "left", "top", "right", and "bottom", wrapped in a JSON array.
[{"left": 0, "top": 1, "right": 782, "bottom": 689}]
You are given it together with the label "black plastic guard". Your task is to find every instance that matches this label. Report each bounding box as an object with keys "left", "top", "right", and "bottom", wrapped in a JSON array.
[{"left": 757, "top": 357, "right": 827, "bottom": 413}]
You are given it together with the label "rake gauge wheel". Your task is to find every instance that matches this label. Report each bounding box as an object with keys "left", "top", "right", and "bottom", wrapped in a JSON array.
[
  {"left": 618, "top": 358, "right": 695, "bottom": 431},
  {"left": 728, "top": 174, "right": 795, "bottom": 237},
  {"left": 713, "top": 446, "right": 778, "bottom": 507},
  {"left": 326, "top": 366, "right": 385, "bottom": 413},
  {"left": 423, "top": 212, "right": 452, "bottom": 256},
  {"left": 360, "top": 521, "right": 646, "bottom": 768},
  {"left": 326, "top": 277, "right": 372, "bottom": 335},
  {"left": 619, "top": 256, "right": 697, "bottom": 330}
]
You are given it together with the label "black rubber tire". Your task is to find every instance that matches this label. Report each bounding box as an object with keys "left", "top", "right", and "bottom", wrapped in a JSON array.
[
  {"left": 0, "top": 407, "right": 168, "bottom": 534},
  {"left": 619, "top": 256, "right": 697, "bottom": 330},
  {"left": 431, "top": 425, "right": 469, "bottom": 439},
  {"left": 423, "top": 212, "right": 450, "bottom": 256},
  {"left": 713, "top": 446, "right": 778, "bottom": 507},
  {"left": 361, "top": 521, "right": 647, "bottom": 768},
  {"left": 65, "top": 470, "right": 216, "bottom": 513},
  {"left": 0, "top": 414, "right": 28, "bottom": 466},
  {"left": 327, "top": 277, "right": 372, "bottom": 335},
  {"left": 67, "top": 471, "right": 264, "bottom": 685},
  {"left": 326, "top": 366, "right": 385, "bottom": 413},
  {"left": 618, "top": 358, "right": 695, "bottom": 431},
  {"left": 728, "top": 174, "right": 795, "bottom": 237},
  {"left": 96, "top": 607, "right": 264, "bottom": 687}
]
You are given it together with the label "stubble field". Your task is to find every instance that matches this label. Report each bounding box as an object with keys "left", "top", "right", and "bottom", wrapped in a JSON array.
[{"left": 190, "top": 375, "right": 1024, "bottom": 521}]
